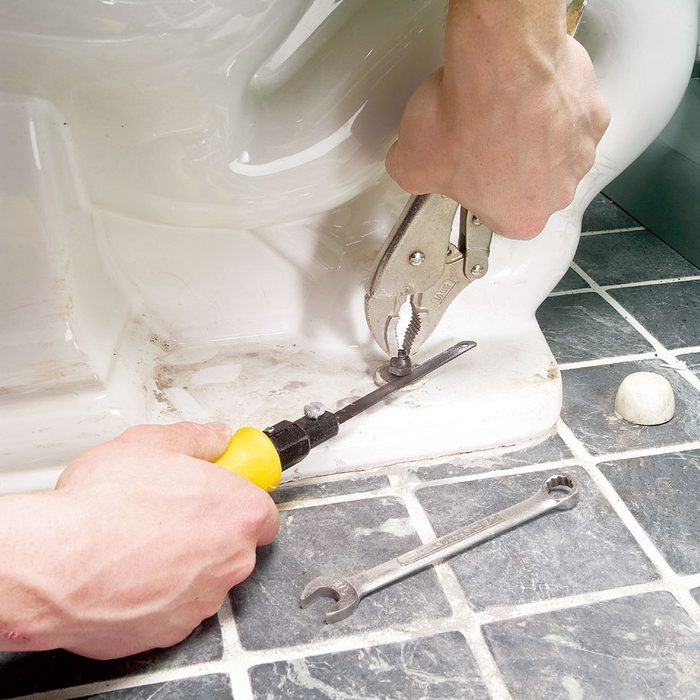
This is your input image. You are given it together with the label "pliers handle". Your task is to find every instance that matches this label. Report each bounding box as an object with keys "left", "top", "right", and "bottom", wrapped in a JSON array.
[{"left": 364, "top": 194, "right": 493, "bottom": 357}]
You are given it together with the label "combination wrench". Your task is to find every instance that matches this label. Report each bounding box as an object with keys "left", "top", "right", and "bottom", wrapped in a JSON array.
[{"left": 300, "top": 473, "right": 579, "bottom": 623}]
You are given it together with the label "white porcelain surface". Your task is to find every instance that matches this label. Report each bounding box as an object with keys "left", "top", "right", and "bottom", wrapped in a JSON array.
[{"left": 0, "top": 0, "right": 697, "bottom": 490}]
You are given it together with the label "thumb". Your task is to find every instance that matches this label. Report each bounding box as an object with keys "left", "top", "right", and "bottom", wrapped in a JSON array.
[{"left": 118, "top": 421, "right": 232, "bottom": 462}]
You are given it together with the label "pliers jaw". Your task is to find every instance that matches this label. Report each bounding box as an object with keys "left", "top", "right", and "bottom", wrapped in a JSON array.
[
  {"left": 363, "top": 291, "right": 429, "bottom": 357},
  {"left": 364, "top": 194, "right": 493, "bottom": 358}
]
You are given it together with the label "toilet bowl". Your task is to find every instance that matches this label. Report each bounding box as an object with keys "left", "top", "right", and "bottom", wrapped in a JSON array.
[{"left": 0, "top": 0, "right": 697, "bottom": 489}]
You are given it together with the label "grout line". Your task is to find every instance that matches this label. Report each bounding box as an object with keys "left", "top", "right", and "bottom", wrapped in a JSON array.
[
  {"left": 547, "top": 274, "right": 700, "bottom": 299},
  {"left": 580, "top": 226, "right": 645, "bottom": 236},
  {"left": 603, "top": 275, "right": 700, "bottom": 290},
  {"left": 231, "top": 621, "right": 462, "bottom": 669},
  {"left": 14, "top": 661, "right": 225, "bottom": 700},
  {"left": 549, "top": 287, "right": 594, "bottom": 297},
  {"left": 671, "top": 588, "right": 700, "bottom": 625},
  {"left": 591, "top": 441, "right": 700, "bottom": 465},
  {"left": 410, "top": 459, "right": 579, "bottom": 490},
  {"left": 271, "top": 440, "right": 699, "bottom": 512},
  {"left": 276, "top": 487, "right": 396, "bottom": 512},
  {"left": 569, "top": 262, "right": 700, "bottom": 397},
  {"left": 218, "top": 596, "right": 253, "bottom": 700},
  {"left": 556, "top": 420, "right": 700, "bottom": 628},
  {"left": 479, "top": 580, "right": 668, "bottom": 625},
  {"left": 682, "top": 573, "right": 700, "bottom": 589},
  {"left": 569, "top": 262, "right": 668, "bottom": 355},
  {"left": 387, "top": 472, "right": 513, "bottom": 700},
  {"left": 674, "top": 345, "right": 700, "bottom": 358},
  {"left": 558, "top": 352, "right": 658, "bottom": 371}
]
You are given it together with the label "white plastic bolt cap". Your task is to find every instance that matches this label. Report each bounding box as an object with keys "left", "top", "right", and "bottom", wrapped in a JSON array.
[{"left": 614, "top": 372, "right": 675, "bottom": 426}]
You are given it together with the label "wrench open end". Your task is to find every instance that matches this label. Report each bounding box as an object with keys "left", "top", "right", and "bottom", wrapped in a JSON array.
[
  {"left": 300, "top": 576, "right": 360, "bottom": 624},
  {"left": 541, "top": 473, "right": 579, "bottom": 510}
]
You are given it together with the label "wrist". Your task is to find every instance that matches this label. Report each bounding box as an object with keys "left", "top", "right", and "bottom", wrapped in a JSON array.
[
  {"left": 0, "top": 490, "right": 83, "bottom": 651},
  {"left": 443, "top": 0, "right": 568, "bottom": 96}
]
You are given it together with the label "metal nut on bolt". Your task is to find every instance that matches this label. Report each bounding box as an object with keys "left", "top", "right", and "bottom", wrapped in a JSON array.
[{"left": 303, "top": 402, "right": 325, "bottom": 419}]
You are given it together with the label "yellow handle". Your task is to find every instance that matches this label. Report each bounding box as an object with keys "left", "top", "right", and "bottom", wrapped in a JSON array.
[{"left": 214, "top": 427, "right": 282, "bottom": 492}]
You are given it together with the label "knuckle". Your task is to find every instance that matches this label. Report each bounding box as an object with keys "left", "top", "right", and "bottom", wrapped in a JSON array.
[
  {"left": 554, "top": 182, "right": 577, "bottom": 213},
  {"left": 237, "top": 550, "right": 257, "bottom": 582},
  {"left": 226, "top": 549, "right": 257, "bottom": 587},
  {"left": 166, "top": 421, "right": 201, "bottom": 441},
  {"left": 118, "top": 424, "right": 158, "bottom": 443},
  {"left": 204, "top": 596, "right": 226, "bottom": 618},
  {"left": 161, "top": 624, "right": 198, "bottom": 649},
  {"left": 519, "top": 219, "right": 547, "bottom": 239},
  {"left": 236, "top": 496, "right": 272, "bottom": 538},
  {"left": 594, "top": 101, "right": 611, "bottom": 134}
]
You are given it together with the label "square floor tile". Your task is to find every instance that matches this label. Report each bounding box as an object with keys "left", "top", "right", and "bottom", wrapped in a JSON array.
[
  {"left": 574, "top": 230, "right": 698, "bottom": 286},
  {"left": 609, "top": 280, "right": 700, "bottom": 350},
  {"left": 600, "top": 450, "right": 700, "bottom": 575},
  {"left": 679, "top": 351, "right": 700, "bottom": 379},
  {"left": 582, "top": 194, "right": 640, "bottom": 232},
  {"left": 552, "top": 268, "right": 589, "bottom": 293},
  {"left": 561, "top": 359, "right": 700, "bottom": 455},
  {"left": 83, "top": 674, "right": 233, "bottom": 699},
  {"left": 0, "top": 617, "right": 222, "bottom": 699},
  {"left": 483, "top": 592, "right": 700, "bottom": 699},
  {"left": 415, "top": 467, "right": 656, "bottom": 611},
  {"left": 249, "top": 632, "right": 486, "bottom": 699},
  {"left": 231, "top": 497, "right": 451, "bottom": 650},
  {"left": 536, "top": 293, "right": 653, "bottom": 363},
  {"left": 410, "top": 433, "right": 572, "bottom": 482},
  {"left": 273, "top": 474, "right": 390, "bottom": 505}
]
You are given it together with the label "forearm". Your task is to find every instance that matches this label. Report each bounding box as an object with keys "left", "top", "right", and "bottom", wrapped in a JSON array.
[
  {"left": 0, "top": 491, "right": 75, "bottom": 652},
  {"left": 443, "top": 0, "right": 567, "bottom": 91}
]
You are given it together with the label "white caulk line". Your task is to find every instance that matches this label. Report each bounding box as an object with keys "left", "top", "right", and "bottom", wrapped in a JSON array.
[
  {"left": 603, "top": 275, "right": 700, "bottom": 290},
  {"left": 391, "top": 470, "right": 513, "bottom": 700},
  {"left": 580, "top": 226, "right": 645, "bottom": 236},
  {"left": 569, "top": 261, "right": 700, "bottom": 396},
  {"left": 556, "top": 420, "right": 700, "bottom": 627}
]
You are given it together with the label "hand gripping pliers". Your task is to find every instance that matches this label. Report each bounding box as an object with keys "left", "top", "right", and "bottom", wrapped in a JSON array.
[{"left": 364, "top": 193, "right": 493, "bottom": 359}]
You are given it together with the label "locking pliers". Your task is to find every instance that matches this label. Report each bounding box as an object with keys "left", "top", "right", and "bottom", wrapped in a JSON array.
[{"left": 364, "top": 193, "right": 493, "bottom": 358}]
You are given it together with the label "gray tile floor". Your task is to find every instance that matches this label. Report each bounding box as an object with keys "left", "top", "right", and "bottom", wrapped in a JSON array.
[{"left": 1, "top": 194, "right": 699, "bottom": 699}]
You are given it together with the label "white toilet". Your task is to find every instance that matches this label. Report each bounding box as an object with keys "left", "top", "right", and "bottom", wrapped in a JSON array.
[{"left": 0, "top": 0, "right": 697, "bottom": 489}]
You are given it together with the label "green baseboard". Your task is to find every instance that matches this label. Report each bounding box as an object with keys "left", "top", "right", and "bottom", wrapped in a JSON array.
[
  {"left": 604, "top": 77, "right": 700, "bottom": 269},
  {"left": 604, "top": 140, "right": 700, "bottom": 269}
]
